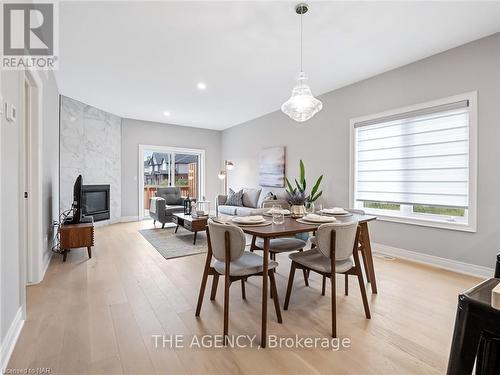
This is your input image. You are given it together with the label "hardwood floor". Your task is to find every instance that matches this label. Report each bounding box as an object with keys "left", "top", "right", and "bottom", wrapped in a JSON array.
[{"left": 8, "top": 220, "right": 481, "bottom": 374}]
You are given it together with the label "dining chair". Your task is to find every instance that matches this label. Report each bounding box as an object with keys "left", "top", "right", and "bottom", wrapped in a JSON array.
[
  {"left": 195, "top": 219, "right": 282, "bottom": 344},
  {"left": 283, "top": 221, "right": 371, "bottom": 337},
  {"left": 252, "top": 200, "right": 309, "bottom": 288},
  {"left": 310, "top": 208, "right": 371, "bottom": 296}
]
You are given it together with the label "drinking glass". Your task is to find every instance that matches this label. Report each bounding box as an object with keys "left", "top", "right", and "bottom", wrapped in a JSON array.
[
  {"left": 273, "top": 212, "right": 284, "bottom": 225},
  {"left": 317, "top": 203, "right": 323, "bottom": 215},
  {"left": 272, "top": 204, "right": 282, "bottom": 213},
  {"left": 305, "top": 201, "right": 315, "bottom": 215}
]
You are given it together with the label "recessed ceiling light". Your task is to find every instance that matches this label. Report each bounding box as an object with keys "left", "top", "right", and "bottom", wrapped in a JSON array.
[
  {"left": 197, "top": 82, "right": 207, "bottom": 90},
  {"left": 163, "top": 111, "right": 171, "bottom": 117}
]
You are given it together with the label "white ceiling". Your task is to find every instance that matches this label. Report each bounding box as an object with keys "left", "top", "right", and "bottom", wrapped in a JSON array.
[{"left": 56, "top": 1, "right": 500, "bottom": 130}]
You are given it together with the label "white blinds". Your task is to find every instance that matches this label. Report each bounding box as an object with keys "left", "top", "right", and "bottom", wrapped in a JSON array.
[{"left": 353, "top": 101, "right": 470, "bottom": 208}]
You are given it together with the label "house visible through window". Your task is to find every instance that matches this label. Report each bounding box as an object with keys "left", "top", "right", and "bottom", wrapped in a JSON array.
[{"left": 350, "top": 92, "right": 477, "bottom": 232}]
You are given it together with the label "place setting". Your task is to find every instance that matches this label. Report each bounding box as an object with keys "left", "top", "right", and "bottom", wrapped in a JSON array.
[
  {"left": 230, "top": 215, "right": 272, "bottom": 227},
  {"left": 296, "top": 213, "right": 338, "bottom": 225},
  {"left": 319, "top": 207, "right": 353, "bottom": 217}
]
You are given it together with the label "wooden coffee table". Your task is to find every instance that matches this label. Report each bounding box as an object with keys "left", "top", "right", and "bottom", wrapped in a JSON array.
[{"left": 172, "top": 213, "right": 208, "bottom": 245}]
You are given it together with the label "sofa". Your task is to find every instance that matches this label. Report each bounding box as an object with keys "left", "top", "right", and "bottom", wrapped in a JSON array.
[
  {"left": 149, "top": 187, "right": 186, "bottom": 228},
  {"left": 215, "top": 187, "right": 289, "bottom": 216}
]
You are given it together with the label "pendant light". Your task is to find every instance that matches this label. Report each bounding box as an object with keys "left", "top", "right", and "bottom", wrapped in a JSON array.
[{"left": 281, "top": 3, "right": 323, "bottom": 122}]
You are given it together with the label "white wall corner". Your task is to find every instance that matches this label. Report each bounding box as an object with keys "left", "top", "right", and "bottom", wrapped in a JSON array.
[
  {"left": 0, "top": 307, "right": 25, "bottom": 372},
  {"left": 373, "top": 242, "right": 494, "bottom": 279}
]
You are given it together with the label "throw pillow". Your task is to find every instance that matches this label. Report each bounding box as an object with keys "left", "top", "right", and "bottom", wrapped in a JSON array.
[
  {"left": 225, "top": 188, "right": 244, "bottom": 206},
  {"left": 242, "top": 188, "right": 262, "bottom": 208}
]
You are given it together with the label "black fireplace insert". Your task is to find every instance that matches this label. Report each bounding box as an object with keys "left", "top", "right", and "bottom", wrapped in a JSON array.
[{"left": 82, "top": 184, "right": 110, "bottom": 222}]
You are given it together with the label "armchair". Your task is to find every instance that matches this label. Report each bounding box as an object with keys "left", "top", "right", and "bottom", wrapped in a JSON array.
[{"left": 149, "top": 187, "right": 186, "bottom": 228}]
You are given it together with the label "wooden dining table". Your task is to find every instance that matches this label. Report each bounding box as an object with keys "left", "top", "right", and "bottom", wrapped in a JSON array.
[{"left": 231, "top": 212, "right": 377, "bottom": 348}]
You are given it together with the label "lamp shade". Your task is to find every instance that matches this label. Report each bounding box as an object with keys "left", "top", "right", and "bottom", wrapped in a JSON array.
[{"left": 281, "top": 72, "right": 322, "bottom": 122}]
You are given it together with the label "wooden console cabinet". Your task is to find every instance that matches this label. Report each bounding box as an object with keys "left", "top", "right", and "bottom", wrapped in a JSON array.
[{"left": 59, "top": 221, "right": 95, "bottom": 262}]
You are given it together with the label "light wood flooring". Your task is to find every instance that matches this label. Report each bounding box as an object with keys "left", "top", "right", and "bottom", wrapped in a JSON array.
[{"left": 8, "top": 220, "right": 482, "bottom": 374}]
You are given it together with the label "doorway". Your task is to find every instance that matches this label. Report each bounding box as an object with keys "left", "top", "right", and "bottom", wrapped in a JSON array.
[
  {"left": 20, "top": 70, "right": 43, "bottom": 287},
  {"left": 138, "top": 145, "right": 205, "bottom": 220}
]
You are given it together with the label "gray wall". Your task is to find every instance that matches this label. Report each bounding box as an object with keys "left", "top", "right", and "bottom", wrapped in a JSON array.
[
  {"left": 121, "top": 118, "right": 222, "bottom": 217},
  {"left": 1, "top": 70, "right": 59, "bottom": 344},
  {"left": 222, "top": 33, "right": 500, "bottom": 268},
  {"left": 60, "top": 96, "right": 122, "bottom": 221}
]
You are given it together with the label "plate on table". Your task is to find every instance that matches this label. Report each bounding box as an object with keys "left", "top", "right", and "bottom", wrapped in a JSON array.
[
  {"left": 299, "top": 214, "right": 337, "bottom": 223},
  {"left": 263, "top": 209, "right": 291, "bottom": 217},
  {"left": 232, "top": 215, "right": 266, "bottom": 225},
  {"left": 320, "top": 207, "right": 352, "bottom": 216}
]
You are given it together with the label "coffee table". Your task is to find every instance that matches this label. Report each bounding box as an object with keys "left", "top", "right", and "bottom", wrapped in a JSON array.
[{"left": 172, "top": 212, "right": 208, "bottom": 245}]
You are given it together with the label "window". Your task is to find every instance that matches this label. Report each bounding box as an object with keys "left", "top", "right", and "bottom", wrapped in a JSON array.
[{"left": 350, "top": 92, "right": 477, "bottom": 232}]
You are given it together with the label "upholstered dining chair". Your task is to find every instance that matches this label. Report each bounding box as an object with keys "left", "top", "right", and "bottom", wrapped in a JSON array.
[
  {"left": 195, "top": 219, "right": 282, "bottom": 344},
  {"left": 310, "top": 208, "right": 370, "bottom": 296},
  {"left": 283, "top": 221, "right": 371, "bottom": 338},
  {"left": 252, "top": 200, "right": 309, "bottom": 288}
]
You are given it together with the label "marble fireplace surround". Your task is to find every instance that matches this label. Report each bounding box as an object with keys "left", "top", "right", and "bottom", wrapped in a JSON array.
[{"left": 60, "top": 96, "right": 122, "bottom": 223}]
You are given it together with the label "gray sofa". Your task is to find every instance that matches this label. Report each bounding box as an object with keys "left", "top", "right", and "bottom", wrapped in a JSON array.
[
  {"left": 215, "top": 187, "right": 289, "bottom": 216},
  {"left": 149, "top": 187, "right": 186, "bottom": 228}
]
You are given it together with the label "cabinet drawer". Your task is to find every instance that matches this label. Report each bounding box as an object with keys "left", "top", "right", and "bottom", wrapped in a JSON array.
[{"left": 184, "top": 220, "right": 192, "bottom": 231}]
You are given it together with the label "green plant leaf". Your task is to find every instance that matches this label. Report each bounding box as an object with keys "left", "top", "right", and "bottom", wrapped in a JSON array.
[
  {"left": 285, "top": 177, "right": 294, "bottom": 193},
  {"left": 310, "top": 190, "right": 323, "bottom": 202},
  {"left": 299, "top": 160, "right": 305, "bottom": 186},
  {"left": 294, "top": 178, "right": 304, "bottom": 193},
  {"left": 310, "top": 175, "right": 323, "bottom": 198}
]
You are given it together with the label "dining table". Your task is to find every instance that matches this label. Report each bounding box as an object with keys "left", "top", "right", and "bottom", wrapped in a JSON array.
[{"left": 223, "top": 212, "right": 377, "bottom": 348}]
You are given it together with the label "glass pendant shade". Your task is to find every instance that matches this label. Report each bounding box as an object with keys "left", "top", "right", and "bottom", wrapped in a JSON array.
[{"left": 281, "top": 71, "right": 323, "bottom": 122}]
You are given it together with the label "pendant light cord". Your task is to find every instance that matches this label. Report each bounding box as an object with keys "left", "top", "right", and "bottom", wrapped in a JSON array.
[{"left": 300, "top": 9, "right": 303, "bottom": 73}]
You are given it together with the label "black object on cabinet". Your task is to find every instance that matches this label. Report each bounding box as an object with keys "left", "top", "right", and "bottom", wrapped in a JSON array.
[{"left": 447, "top": 278, "right": 500, "bottom": 374}]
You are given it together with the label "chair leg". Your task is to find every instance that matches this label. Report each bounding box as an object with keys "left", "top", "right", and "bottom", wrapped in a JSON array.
[
  {"left": 241, "top": 279, "right": 246, "bottom": 300},
  {"left": 360, "top": 249, "right": 370, "bottom": 283},
  {"left": 284, "top": 262, "right": 297, "bottom": 310},
  {"left": 162, "top": 223, "right": 165, "bottom": 229},
  {"left": 153, "top": 220, "right": 156, "bottom": 225},
  {"left": 356, "top": 268, "right": 371, "bottom": 319},
  {"left": 195, "top": 266, "right": 211, "bottom": 317},
  {"left": 223, "top": 274, "right": 230, "bottom": 345},
  {"left": 331, "top": 273, "right": 337, "bottom": 338},
  {"left": 321, "top": 275, "right": 326, "bottom": 296},
  {"left": 345, "top": 274, "right": 349, "bottom": 296},
  {"left": 269, "top": 270, "right": 282, "bottom": 323},
  {"left": 302, "top": 269, "right": 309, "bottom": 287},
  {"left": 210, "top": 273, "right": 219, "bottom": 300}
]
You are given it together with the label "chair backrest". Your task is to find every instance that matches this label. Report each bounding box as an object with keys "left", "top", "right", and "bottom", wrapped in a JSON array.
[
  {"left": 156, "top": 187, "right": 183, "bottom": 205},
  {"left": 208, "top": 219, "right": 246, "bottom": 262},
  {"left": 316, "top": 221, "right": 358, "bottom": 261}
]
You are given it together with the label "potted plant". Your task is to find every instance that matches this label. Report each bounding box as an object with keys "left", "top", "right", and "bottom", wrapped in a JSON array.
[{"left": 285, "top": 160, "right": 323, "bottom": 218}]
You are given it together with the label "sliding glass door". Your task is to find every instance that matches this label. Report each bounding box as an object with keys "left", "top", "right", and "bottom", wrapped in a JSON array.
[{"left": 140, "top": 146, "right": 204, "bottom": 219}]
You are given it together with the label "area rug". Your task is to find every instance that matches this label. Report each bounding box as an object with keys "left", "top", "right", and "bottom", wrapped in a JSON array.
[{"left": 138, "top": 228, "right": 207, "bottom": 260}]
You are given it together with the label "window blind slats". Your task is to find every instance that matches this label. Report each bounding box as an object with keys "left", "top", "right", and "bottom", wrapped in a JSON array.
[{"left": 354, "top": 104, "right": 470, "bottom": 208}]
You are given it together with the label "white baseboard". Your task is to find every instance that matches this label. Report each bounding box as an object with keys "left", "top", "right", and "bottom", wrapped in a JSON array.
[
  {"left": 0, "top": 307, "right": 25, "bottom": 372},
  {"left": 120, "top": 216, "right": 139, "bottom": 223},
  {"left": 373, "top": 242, "right": 494, "bottom": 278}
]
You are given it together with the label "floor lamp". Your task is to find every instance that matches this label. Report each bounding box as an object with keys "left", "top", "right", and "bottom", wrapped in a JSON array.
[{"left": 218, "top": 160, "right": 234, "bottom": 195}]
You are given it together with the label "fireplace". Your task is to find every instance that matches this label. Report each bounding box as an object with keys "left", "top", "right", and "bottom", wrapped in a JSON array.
[{"left": 82, "top": 184, "right": 110, "bottom": 222}]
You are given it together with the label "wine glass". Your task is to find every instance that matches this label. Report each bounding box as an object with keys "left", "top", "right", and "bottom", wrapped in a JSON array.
[{"left": 306, "top": 201, "right": 315, "bottom": 215}]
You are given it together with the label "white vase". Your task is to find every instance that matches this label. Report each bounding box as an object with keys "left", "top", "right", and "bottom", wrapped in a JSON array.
[{"left": 291, "top": 204, "right": 306, "bottom": 217}]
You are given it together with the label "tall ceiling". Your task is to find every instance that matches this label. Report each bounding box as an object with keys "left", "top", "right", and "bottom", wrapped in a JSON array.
[{"left": 56, "top": 1, "right": 500, "bottom": 130}]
